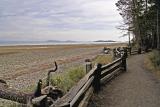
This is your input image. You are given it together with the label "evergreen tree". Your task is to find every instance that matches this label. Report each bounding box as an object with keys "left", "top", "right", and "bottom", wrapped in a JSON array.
[{"left": 116, "top": 0, "right": 160, "bottom": 50}]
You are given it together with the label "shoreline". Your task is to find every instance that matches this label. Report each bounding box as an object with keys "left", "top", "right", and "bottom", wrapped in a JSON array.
[{"left": 0, "top": 42, "right": 125, "bottom": 47}]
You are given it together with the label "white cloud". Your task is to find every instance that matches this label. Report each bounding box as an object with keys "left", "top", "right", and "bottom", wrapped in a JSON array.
[{"left": 0, "top": 0, "right": 126, "bottom": 41}]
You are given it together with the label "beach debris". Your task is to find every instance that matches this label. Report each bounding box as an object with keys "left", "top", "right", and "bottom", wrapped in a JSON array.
[
  {"left": 32, "top": 83, "right": 63, "bottom": 107},
  {"left": 46, "top": 61, "right": 58, "bottom": 86},
  {"left": 34, "top": 79, "right": 43, "bottom": 98},
  {"left": 103, "top": 47, "right": 111, "bottom": 54}
]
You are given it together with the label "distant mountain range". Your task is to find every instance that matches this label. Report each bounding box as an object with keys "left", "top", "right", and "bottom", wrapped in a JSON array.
[
  {"left": 0, "top": 40, "right": 117, "bottom": 43},
  {"left": 0, "top": 40, "right": 118, "bottom": 46},
  {"left": 94, "top": 40, "right": 116, "bottom": 42},
  {"left": 47, "top": 40, "right": 117, "bottom": 43},
  {"left": 46, "top": 40, "right": 77, "bottom": 43}
]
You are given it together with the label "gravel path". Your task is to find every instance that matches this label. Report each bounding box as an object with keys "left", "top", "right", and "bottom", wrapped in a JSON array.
[{"left": 89, "top": 54, "right": 160, "bottom": 107}]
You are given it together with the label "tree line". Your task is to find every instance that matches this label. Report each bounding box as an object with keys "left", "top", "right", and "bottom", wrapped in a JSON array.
[{"left": 116, "top": 0, "right": 160, "bottom": 51}]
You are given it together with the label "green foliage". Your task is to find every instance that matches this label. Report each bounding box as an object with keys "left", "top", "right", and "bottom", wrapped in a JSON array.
[
  {"left": 116, "top": 0, "right": 159, "bottom": 49},
  {"left": 50, "top": 66, "right": 85, "bottom": 93},
  {"left": 149, "top": 50, "right": 160, "bottom": 69}
]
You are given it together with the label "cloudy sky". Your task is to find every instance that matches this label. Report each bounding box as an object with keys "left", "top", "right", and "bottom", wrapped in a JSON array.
[{"left": 0, "top": 0, "right": 127, "bottom": 41}]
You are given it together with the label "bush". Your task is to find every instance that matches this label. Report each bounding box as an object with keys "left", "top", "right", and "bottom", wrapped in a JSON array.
[
  {"left": 149, "top": 50, "right": 160, "bottom": 69},
  {"left": 50, "top": 66, "right": 85, "bottom": 93}
]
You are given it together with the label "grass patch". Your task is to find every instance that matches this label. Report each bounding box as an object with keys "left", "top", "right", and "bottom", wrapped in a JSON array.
[
  {"left": 145, "top": 50, "right": 160, "bottom": 77},
  {"left": 22, "top": 84, "right": 36, "bottom": 93},
  {"left": 50, "top": 66, "right": 85, "bottom": 93},
  {"left": 0, "top": 98, "right": 23, "bottom": 107},
  {"left": 93, "top": 54, "right": 113, "bottom": 65}
]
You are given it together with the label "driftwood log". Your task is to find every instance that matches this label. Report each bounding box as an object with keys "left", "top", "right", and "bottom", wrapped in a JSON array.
[{"left": 0, "top": 83, "right": 32, "bottom": 104}]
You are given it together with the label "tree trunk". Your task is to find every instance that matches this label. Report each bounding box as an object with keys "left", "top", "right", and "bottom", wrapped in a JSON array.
[
  {"left": 157, "top": 9, "right": 160, "bottom": 50},
  {"left": 132, "top": 0, "right": 142, "bottom": 47}
]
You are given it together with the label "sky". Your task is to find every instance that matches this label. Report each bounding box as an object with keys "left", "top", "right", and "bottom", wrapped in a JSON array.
[{"left": 0, "top": 0, "right": 128, "bottom": 41}]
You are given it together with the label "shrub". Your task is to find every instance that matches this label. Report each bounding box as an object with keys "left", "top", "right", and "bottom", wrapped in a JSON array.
[{"left": 149, "top": 50, "right": 160, "bottom": 69}]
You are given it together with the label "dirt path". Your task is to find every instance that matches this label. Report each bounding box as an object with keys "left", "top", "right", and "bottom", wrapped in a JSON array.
[{"left": 89, "top": 54, "right": 160, "bottom": 107}]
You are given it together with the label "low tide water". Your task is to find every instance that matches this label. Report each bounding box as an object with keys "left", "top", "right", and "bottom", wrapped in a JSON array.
[{"left": 0, "top": 41, "right": 119, "bottom": 46}]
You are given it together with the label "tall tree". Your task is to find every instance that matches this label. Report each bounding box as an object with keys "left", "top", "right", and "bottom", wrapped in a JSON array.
[
  {"left": 116, "top": 0, "right": 160, "bottom": 50},
  {"left": 156, "top": 0, "right": 160, "bottom": 49}
]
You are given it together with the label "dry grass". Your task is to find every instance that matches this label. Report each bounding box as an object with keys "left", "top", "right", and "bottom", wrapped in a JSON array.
[
  {"left": 93, "top": 54, "right": 113, "bottom": 65},
  {"left": 0, "top": 43, "right": 126, "bottom": 55},
  {"left": 144, "top": 50, "right": 160, "bottom": 77}
]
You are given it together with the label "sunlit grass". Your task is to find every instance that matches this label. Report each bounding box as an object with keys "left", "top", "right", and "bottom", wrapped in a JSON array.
[
  {"left": 50, "top": 66, "right": 85, "bottom": 93},
  {"left": 93, "top": 54, "right": 113, "bottom": 65}
]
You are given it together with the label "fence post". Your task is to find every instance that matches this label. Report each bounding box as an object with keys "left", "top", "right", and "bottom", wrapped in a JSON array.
[
  {"left": 93, "top": 63, "right": 102, "bottom": 93},
  {"left": 123, "top": 47, "right": 128, "bottom": 58},
  {"left": 129, "top": 47, "right": 131, "bottom": 55},
  {"left": 121, "top": 52, "right": 127, "bottom": 71},
  {"left": 138, "top": 47, "right": 142, "bottom": 54},
  {"left": 85, "top": 59, "right": 92, "bottom": 73},
  {"left": 112, "top": 48, "right": 116, "bottom": 60},
  {"left": 126, "top": 48, "right": 128, "bottom": 58}
]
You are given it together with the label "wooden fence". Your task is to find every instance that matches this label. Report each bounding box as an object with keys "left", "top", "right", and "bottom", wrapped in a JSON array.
[
  {"left": 127, "top": 47, "right": 142, "bottom": 55},
  {"left": 51, "top": 49, "right": 127, "bottom": 107}
]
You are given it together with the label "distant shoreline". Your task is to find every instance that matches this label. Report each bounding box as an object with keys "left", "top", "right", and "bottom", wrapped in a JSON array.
[{"left": 0, "top": 41, "right": 122, "bottom": 47}]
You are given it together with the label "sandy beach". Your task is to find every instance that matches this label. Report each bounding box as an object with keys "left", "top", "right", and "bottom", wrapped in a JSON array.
[{"left": 0, "top": 43, "right": 125, "bottom": 91}]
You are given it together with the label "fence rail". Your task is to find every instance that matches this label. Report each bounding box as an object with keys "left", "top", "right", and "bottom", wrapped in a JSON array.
[{"left": 126, "top": 47, "right": 142, "bottom": 55}]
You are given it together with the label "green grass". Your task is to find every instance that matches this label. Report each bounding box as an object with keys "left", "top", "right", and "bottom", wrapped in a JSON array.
[
  {"left": 93, "top": 54, "right": 113, "bottom": 65},
  {"left": 50, "top": 66, "right": 85, "bottom": 93}
]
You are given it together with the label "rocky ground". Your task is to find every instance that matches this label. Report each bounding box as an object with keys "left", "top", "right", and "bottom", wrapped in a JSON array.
[{"left": 0, "top": 44, "right": 107, "bottom": 91}]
